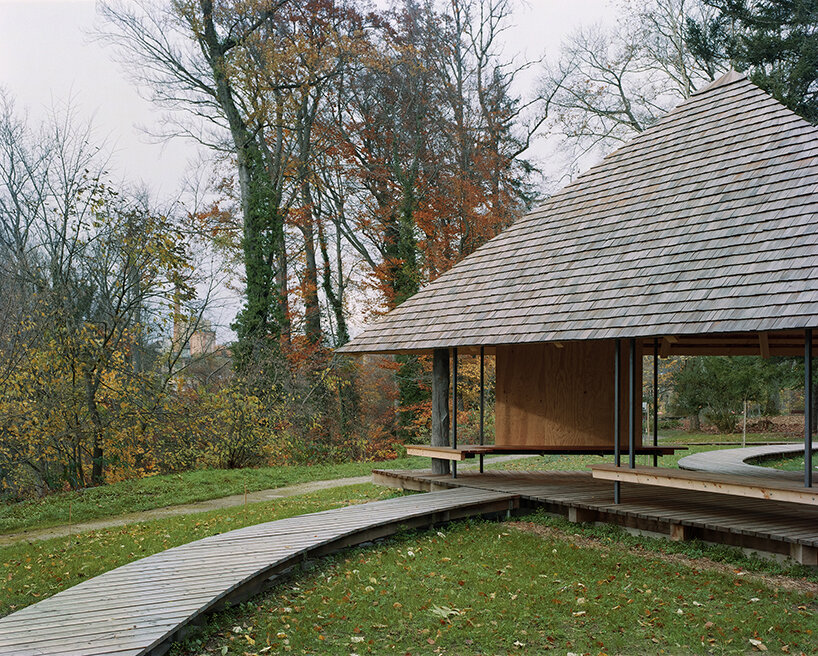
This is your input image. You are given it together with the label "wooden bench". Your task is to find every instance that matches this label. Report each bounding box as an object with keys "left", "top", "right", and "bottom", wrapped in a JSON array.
[
  {"left": 406, "top": 444, "right": 684, "bottom": 462},
  {"left": 590, "top": 464, "right": 818, "bottom": 506}
]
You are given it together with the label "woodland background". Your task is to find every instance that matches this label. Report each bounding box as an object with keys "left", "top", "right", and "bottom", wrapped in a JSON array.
[{"left": 0, "top": 0, "right": 815, "bottom": 497}]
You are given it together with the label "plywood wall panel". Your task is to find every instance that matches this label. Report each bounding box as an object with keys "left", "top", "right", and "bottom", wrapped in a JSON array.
[{"left": 494, "top": 341, "right": 642, "bottom": 447}]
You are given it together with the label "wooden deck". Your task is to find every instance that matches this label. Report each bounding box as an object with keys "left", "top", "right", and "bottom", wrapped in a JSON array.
[
  {"left": 0, "top": 488, "right": 518, "bottom": 656},
  {"left": 374, "top": 469, "right": 818, "bottom": 565}
]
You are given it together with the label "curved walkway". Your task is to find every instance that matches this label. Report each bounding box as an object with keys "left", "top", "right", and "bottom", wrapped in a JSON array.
[
  {"left": 678, "top": 443, "right": 817, "bottom": 482},
  {"left": 0, "top": 487, "right": 517, "bottom": 656}
]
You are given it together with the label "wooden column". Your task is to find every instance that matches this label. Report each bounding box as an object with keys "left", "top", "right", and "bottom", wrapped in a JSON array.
[
  {"left": 431, "top": 348, "right": 451, "bottom": 475},
  {"left": 614, "top": 339, "right": 621, "bottom": 504},
  {"left": 479, "top": 346, "right": 485, "bottom": 473},
  {"left": 653, "top": 339, "right": 659, "bottom": 467},
  {"left": 451, "top": 347, "right": 458, "bottom": 478},
  {"left": 629, "top": 338, "right": 637, "bottom": 469}
]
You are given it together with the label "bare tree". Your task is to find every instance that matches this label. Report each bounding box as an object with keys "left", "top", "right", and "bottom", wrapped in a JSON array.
[
  {"left": 0, "top": 95, "right": 205, "bottom": 488},
  {"left": 541, "top": 0, "right": 727, "bottom": 157}
]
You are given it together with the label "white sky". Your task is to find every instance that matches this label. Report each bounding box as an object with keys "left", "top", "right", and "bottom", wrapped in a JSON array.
[
  {"left": 0, "top": 0, "right": 200, "bottom": 199},
  {"left": 0, "top": 0, "right": 617, "bottom": 197}
]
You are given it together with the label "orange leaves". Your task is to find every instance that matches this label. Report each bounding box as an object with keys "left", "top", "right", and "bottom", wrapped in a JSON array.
[{"left": 191, "top": 201, "right": 240, "bottom": 249}]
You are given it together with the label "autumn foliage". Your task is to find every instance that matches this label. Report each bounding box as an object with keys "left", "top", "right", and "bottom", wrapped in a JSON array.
[{"left": 0, "top": 0, "right": 547, "bottom": 499}]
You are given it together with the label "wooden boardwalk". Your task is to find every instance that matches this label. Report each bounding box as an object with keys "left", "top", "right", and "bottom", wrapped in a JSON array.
[
  {"left": 375, "top": 469, "right": 818, "bottom": 564},
  {"left": 0, "top": 487, "right": 517, "bottom": 656}
]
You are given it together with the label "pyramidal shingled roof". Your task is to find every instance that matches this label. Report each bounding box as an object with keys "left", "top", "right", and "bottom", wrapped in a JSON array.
[{"left": 340, "top": 71, "right": 818, "bottom": 354}]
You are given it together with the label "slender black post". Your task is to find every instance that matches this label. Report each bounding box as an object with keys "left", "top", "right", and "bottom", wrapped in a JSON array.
[
  {"left": 653, "top": 338, "right": 659, "bottom": 467},
  {"left": 614, "top": 339, "right": 621, "bottom": 504},
  {"left": 452, "top": 347, "right": 458, "bottom": 479},
  {"left": 479, "top": 346, "right": 485, "bottom": 474},
  {"left": 806, "top": 329, "right": 813, "bottom": 488},
  {"left": 629, "top": 338, "right": 636, "bottom": 469}
]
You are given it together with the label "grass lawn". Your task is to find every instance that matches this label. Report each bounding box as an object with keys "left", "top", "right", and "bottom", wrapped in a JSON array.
[
  {"left": 176, "top": 513, "right": 818, "bottom": 656},
  {"left": 0, "top": 483, "right": 405, "bottom": 617},
  {"left": 659, "top": 429, "right": 801, "bottom": 445},
  {"left": 0, "top": 437, "right": 790, "bottom": 537},
  {"left": 0, "top": 457, "right": 430, "bottom": 535},
  {"left": 490, "top": 444, "right": 729, "bottom": 473},
  {"left": 749, "top": 454, "right": 811, "bottom": 472}
]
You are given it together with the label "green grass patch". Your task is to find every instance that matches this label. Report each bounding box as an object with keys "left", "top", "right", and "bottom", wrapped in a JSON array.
[
  {"left": 0, "top": 483, "right": 405, "bottom": 617},
  {"left": 659, "top": 429, "right": 800, "bottom": 445},
  {"left": 526, "top": 511, "right": 818, "bottom": 581},
  {"left": 748, "top": 454, "right": 811, "bottom": 472},
  {"left": 0, "top": 457, "right": 429, "bottom": 534},
  {"left": 490, "top": 444, "right": 730, "bottom": 473},
  {"left": 176, "top": 515, "right": 818, "bottom": 656}
]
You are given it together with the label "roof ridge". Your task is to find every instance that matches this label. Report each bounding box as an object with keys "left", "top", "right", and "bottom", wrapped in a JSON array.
[{"left": 692, "top": 69, "right": 747, "bottom": 96}]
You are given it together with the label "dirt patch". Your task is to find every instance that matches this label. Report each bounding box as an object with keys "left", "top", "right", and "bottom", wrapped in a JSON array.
[{"left": 507, "top": 520, "right": 818, "bottom": 597}]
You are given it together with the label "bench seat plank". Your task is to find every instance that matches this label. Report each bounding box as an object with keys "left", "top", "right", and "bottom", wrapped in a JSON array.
[
  {"left": 406, "top": 444, "right": 684, "bottom": 461},
  {"left": 590, "top": 464, "right": 818, "bottom": 506}
]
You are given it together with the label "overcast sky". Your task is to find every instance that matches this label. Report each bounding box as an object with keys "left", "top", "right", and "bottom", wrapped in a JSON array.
[{"left": 0, "top": 0, "right": 617, "bottom": 199}]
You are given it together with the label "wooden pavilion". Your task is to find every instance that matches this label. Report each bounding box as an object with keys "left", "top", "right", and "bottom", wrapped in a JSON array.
[{"left": 339, "top": 71, "right": 817, "bottom": 507}]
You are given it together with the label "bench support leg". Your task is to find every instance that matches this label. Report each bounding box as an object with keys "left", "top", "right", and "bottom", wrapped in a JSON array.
[
  {"left": 669, "top": 523, "right": 688, "bottom": 542},
  {"left": 568, "top": 507, "right": 597, "bottom": 523},
  {"left": 790, "top": 543, "right": 818, "bottom": 566}
]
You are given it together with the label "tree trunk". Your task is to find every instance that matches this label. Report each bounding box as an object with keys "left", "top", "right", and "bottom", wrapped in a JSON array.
[
  {"left": 199, "top": 0, "right": 285, "bottom": 362},
  {"left": 84, "top": 371, "right": 105, "bottom": 485},
  {"left": 300, "top": 180, "right": 322, "bottom": 345},
  {"left": 431, "top": 348, "right": 450, "bottom": 475},
  {"left": 318, "top": 220, "right": 348, "bottom": 346},
  {"left": 275, "top": 238, "right": 289, "bottom": 344},
  {"left": 388, "top": 189, "right": 424, "bottom": 436}
]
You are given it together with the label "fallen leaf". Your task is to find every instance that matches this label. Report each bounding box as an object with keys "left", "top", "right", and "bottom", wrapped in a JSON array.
[{"left": 430, "top": 605, "right": 461, "bottom": 619}]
